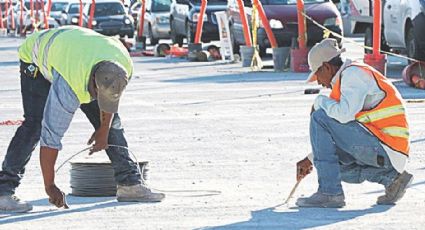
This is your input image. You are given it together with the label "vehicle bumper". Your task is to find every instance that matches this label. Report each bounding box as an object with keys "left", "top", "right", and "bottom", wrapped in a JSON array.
[
  {"left": 94, "top": 25, "right": 134, "bottom": 36},
  {"left": 153, "top": 23, "right": 171, "bottom": 39},
  {"left": 257, "top": 25, "right": 342, "bottom": 48}
]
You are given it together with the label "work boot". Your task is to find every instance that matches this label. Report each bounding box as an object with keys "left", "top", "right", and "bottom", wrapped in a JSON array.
[
  {"left": 377, "top": 171, "right": 413, "bottom": 205},
  {"left": 0, "top": 195, "right": 33, "bottom": 213},
  {"left": 116, "top": 184, "right": 165, "bottom": 202},
  {"left": 296, "top": 192, "right": 345, "bottom": 208}
]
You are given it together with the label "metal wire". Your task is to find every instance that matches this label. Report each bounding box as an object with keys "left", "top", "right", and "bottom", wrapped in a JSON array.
[{"left": 56, "top": 145, "right": 222, "bottom": 197}]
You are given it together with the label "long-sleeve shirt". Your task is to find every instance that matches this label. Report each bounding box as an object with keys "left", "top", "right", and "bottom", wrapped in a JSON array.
[{"left": 310, "top": 59, "right": 407, "bottom": 173}]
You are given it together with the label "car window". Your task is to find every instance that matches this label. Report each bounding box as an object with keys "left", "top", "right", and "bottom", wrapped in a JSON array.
[
  {"left": 69, "top": 3, "right": 82, "bottom": 14},
  {"left": 151, "top": 0, "right": 171, "bottom": 12},
  {"left": 192, "top": 0, "right": 227, "bottom": 5},
  {"left": 92, "top": 2, "right": 125, "bottom": 16},
  {"left": 51, "top": 2, "right": 68, "bottom": 12},
  {"left": 263, "top": 0, "right": 325, "bottom": 4}
]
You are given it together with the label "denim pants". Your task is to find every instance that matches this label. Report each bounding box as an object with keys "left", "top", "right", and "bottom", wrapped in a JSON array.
[
  {"left": 310, "top": 109, "right": 398, "bottom": 195},
  {"left": 0, "top": 62, "right": 141, "bottom": 195}
]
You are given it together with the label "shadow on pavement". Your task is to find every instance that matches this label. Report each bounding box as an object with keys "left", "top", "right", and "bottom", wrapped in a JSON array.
[
  {"left": 162, "top": 72, "right": 307, "bottom": 84},
  {"left": 199, "top": 205, "right": 392, "bottom": 230},
  {"left": 0, "top": 198, "right": 141, "bottom": 225}
]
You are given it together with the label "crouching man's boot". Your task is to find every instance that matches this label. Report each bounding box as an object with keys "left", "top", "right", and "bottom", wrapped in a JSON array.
[
  {"left": 117, "top": 183, "right": 165, "bottom": 202},
  {"left": 377, "top": 171, "right": 413, "bottom": 205},
  {"left": 296, "top": 192, "right": 345, "bottom": 208},
  {"left": 0, "top": 195, "right": 33, "bottom": 213}
]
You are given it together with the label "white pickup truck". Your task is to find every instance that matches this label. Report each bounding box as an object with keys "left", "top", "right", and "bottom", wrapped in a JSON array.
[{"left": 348, "top": 0, "right": 425, "bottom": 61}]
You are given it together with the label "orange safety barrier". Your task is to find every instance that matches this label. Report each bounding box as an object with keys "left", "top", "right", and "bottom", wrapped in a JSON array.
[
  {"left": 236, "top": 0, "right": 251, "bottom": 47},
  {"left": 0, "top": 4, "right": 3, "bottom": 29},
  {"left": 165, "top": 45, "right": 188, "bottom": 57},
  {"left": 296, "top": 0, "right": 307, "bottom": 49},
  {"left": 20, "top": 0, "right": 24, "bottom": 35},
  {"left": 30, "top": 0, "right": 34, "bottom": 18},
  {"left": 0, "top": 120, "right": 23, "bottom": 126},
  {"left": 194, "top": 0, "right": 207, "bottom": 44},
  {"left": 364, "top": 0, "right": 386, "bottom": 75},
  {"left": 79, "top": 0, "right": 83, "bottom": 26},
  {"left": 40, "top": 0, "right": 48, "bottom": 29},
  {"left": 47, "top": 0, "right": 52, "bottom": 16},
  {"left": 138, "top": 0, "right": 146, "bottom": 39},
  {"left": 88, "top": 0, "right": 95, "bottom": 29},
  {"left": 372, "top": 0, "right": 381, "bottom": 57},
  {"left": 4, "top": 0, "right": 9, "bottom": 29},
  {"left": 252, "top": 0, "right": 277, "bottom": 48},
  {"left": 9, "top": 0, "right": 15, "bottom": 30}
]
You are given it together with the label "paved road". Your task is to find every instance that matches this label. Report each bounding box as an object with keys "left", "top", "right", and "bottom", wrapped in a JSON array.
[{"left": 0, "top": 36, "right": 424, "bottom": 229}]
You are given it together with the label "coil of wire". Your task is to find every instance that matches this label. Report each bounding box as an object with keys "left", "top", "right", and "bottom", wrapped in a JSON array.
[{"left": 70, "top": 161, "right": 149, "bottom": 197}]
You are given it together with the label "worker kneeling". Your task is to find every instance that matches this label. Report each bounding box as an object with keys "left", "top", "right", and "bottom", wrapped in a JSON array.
[
  {"left": 0, "top": 26, "right": 164, "bottom": 212},
  {"left": 296, "top": 38, "right": 413, "bottom": 208}
]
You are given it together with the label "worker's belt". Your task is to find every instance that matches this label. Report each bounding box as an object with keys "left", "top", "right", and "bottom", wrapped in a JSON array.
[{"left": 20, "top": 61, "right": 40, "bottom": 79}]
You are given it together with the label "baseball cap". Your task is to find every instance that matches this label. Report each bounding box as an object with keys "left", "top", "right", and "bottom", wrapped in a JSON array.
[
  {"left": 94, "top": 61, "right": 128, "bottom": 113},
  {"left": 306, "top": 38, "right": 345, "bottom": 83}
]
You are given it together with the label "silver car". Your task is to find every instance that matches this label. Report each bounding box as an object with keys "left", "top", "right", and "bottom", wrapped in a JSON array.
[{"left": 137, "top": 0, "right": 171, "bottom": 45}]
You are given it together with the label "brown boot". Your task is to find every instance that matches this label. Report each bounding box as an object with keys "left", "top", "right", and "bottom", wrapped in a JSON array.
[{"left": 377, "top": 171, "right": 413, "bottom": 205}]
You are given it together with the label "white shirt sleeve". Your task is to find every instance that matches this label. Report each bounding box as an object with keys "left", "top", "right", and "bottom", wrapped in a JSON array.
[{"left": 313, "top": 67, "right": 371, "bottom": 124}]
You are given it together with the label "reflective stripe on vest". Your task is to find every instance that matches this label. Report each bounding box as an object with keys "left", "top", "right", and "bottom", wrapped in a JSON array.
[
  {"left": 329, "top": 63, "right": 409, "bottom": 155},
  {"left": 356, "top": 105, "right": 405, "bottom": 123},
  {"left": 32, "top": 28, "right": 72, "bottom": 80}
]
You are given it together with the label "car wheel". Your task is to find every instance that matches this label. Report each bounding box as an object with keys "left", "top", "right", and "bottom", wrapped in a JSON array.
[
  {"left": 406, "top": 26, "right": 423, "bottom": 61},
  {"left": 170, "top": 19, "right": 183, "bottom": 47},
  {"left": 186, "top": 22, "right": 194, "bottom": 44},
  {"left": 149, "top": 25, "right": 159, "bottom": 45}
]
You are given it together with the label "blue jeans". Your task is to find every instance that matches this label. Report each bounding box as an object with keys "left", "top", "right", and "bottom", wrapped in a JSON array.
[
  {"left": 0, "top": 62, "right": 141, "bottom": 195},
  {"left": 310, "top": 109, "right": 398, "bottom": 195}
]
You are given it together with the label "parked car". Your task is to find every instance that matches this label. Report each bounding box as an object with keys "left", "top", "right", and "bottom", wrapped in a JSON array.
[
  {"left": 228, "top": 0, "right": 343, "bottom": 56},
  {"left": 349, "top": 0, "right": 425, "bottom": 61},
  {"left": 59, "top": 1, "right": 86, "bottom": 25},
  {"left": 48, "top": 0, "right": 70, "bottom": 24},
  {"left": 170, "top": 0, "right": 227, "bottom": 46},
  {"left": 136, "top": 0, "right": 171, "bottom": 45},
  {"left": 7, "top": 0, "right": 59, "bottom": 34},
  {"left": 83, "top": 0, "right": 134, "bottom": 38}
]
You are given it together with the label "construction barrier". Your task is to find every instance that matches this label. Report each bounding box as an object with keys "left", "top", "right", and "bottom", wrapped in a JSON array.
[
  {"left": 252, "top": 0, "right": 277, "bottom": 49},
  {"left": 363, "top": 0, "right": 386, "bottom": 75},
  {"left": 88, "top": 0, "right": 95, "bottom": 29},
  {"left": 290, "top": 0, "right": 309, "bottom": 72},
  {"left": 235, "top": 0, "right": 251, "bottom": 47},
  {"left": 137, "top": 0, "right": 146, "bottom": 43},
  {"left": 194, "top": 0, "right": 207, "bottom": 44},
  {"left": 79, "top": 0, "right": 83, "bottom": 27}
]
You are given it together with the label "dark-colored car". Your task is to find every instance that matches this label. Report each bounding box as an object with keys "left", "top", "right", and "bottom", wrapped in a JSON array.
[
  {"left": 48, "top": 0, "right": 70, "bottom": 24},
  {"left": 59, "top": 1, "right": 86, "bottom": 25},
  {"left": 228, "top": 0, "right": 343, "bottom": 56},
  {"left": 170, "top": 0, "right": 227, "bottom": 46},
  {"left": 83, "top": 0, "right": 134, "bottom": 38}
]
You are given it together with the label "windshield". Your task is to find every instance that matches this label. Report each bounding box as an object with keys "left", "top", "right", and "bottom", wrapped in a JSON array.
[
  {"left": 24, "top": 2, "right": 46, "bottom": 11},
  {"left": 69, "top": 3, "right": 82, "bottom": 14},
  {"left": 262, "top": 0, "right": 326, "bottom": 5},
  {"left": 192, "top": 0, "right": 226, "bottom": 5},
  {"left": 92, "top": 3, "right": 125, "bottom": 16},
  {"left": 151, "top": 0, "right": 171, "bottom": 12},
  {"left": 51, "top": 2, "right": 68, "bottom": 11}
]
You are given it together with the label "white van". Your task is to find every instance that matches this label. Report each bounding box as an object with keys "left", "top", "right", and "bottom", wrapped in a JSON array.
[{"left": 348, "top": 0, "right": 425, "bottom": 60}]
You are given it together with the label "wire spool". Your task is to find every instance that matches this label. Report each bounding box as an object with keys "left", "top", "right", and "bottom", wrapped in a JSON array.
[{"left": 70, "top": 160, "right": 149, "bottom": 197}]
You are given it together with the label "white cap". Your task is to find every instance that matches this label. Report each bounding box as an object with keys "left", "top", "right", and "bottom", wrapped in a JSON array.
[{"left": 306, "top": 38, "right": 345, "bottom": 83}]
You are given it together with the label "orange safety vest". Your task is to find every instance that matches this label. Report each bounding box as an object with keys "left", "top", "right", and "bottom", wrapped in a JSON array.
[{"left": 329, "top": 63, "right": 409, "bottom": 156}]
